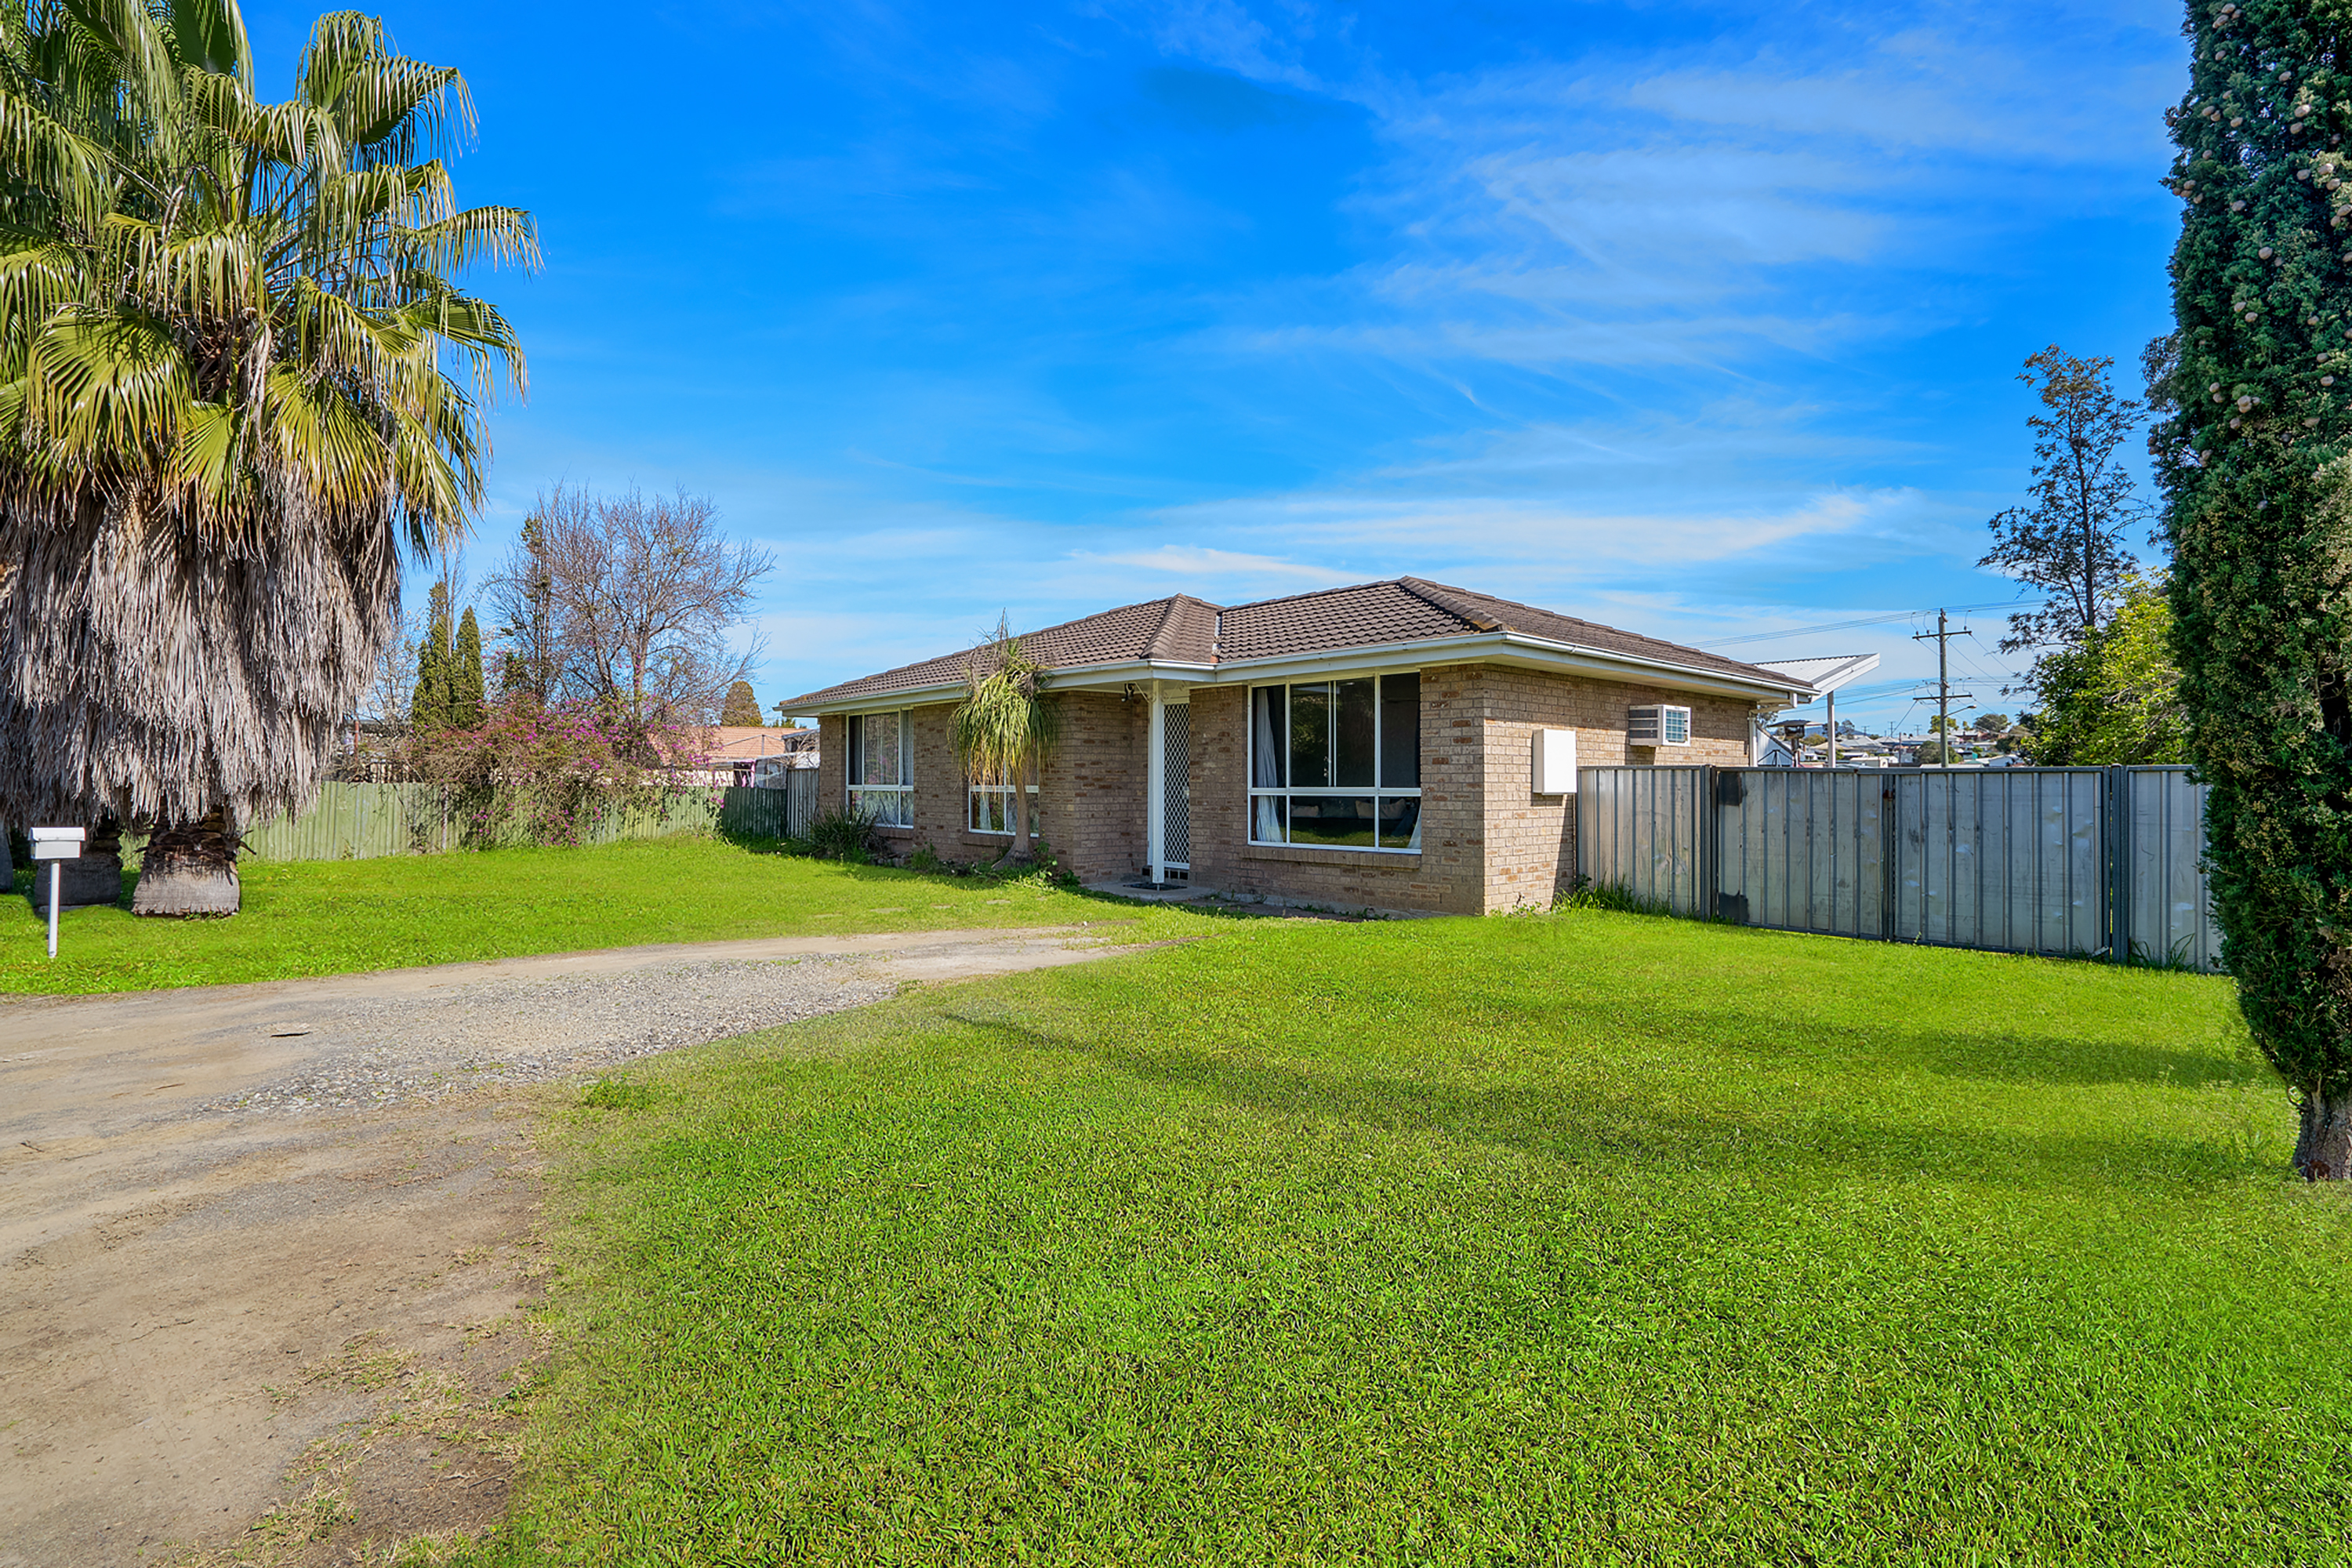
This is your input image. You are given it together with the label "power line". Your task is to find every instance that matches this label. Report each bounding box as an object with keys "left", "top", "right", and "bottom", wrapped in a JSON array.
[
  {"left": 1693, "top": 597, "right": 2048, "bottom": 650},
  {"left": 1912, "top": 610, "right": 1977, "bottom": 769}
]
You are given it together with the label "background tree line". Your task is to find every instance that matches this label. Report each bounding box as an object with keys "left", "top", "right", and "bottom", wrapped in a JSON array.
[{"left": 351, "top": 487, "right": 777, "bottom": 780}]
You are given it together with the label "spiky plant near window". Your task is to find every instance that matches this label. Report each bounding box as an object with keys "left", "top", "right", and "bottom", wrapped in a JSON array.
[
  {"left": 2160, "top": 0, "right": 2352, "bottom": 1176},
  {"left": 0, "top": 2, "right": 532, "bottom": 916},
  {"left": 950, "top": 615, "right": 1061, "bottom": 867}
]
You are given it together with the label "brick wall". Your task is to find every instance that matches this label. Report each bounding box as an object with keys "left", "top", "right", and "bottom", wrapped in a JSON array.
[
  {"left": 823, "top": 665, "right": 1762, "bottom": 913},
  {"left": 1476, "top": 672, "right": 1755, "bottom": 912},
  {"left": 826, "top": 695, "right": 1146, "bottom": 880},
  {"left": 1185, "top": 665, "right": 1759, "bottom": 916},
  {"left": 1184, "top": 670, "right": 1480, "bottom": 916},
  {"left": 1039, "top": 691, "right": 1146, "bottom": 883}
]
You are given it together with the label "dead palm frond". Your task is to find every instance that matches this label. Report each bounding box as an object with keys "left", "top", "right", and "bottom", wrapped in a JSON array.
[{"left": 0, "top": 1, "right": 532, "bottom": 835}]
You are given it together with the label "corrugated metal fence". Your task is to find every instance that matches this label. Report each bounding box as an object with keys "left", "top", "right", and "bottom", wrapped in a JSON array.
[
  {"left": 1577, "top": 765, "right": 2220, "bottom": 971},
  {"left": 145, "top": 771, "right": 826, "bottom": 862}
]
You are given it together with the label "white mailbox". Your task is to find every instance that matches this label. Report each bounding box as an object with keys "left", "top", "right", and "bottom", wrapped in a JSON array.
[
  {"left": 1531, "top": 728, "right": 1577, "bottom": 795},
  {"left": 30, "top": 826, "right": 84, "bottom": 860}
]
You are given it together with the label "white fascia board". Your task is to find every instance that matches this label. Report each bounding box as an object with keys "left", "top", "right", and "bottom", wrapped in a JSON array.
[
  {"left": 782, "top": 634, "right": 1805, "bottom": 717},
  {"left": 1489, "top": 635, "right": 1811, "bottom": 703},
  {"left": 1200, "top": 632, "right": 1804, "bottom": 702},
  {"left": 1200, "top": 633, "right": 1501, "bottom": 686},
  {"left": 779, "top": 659, "right": 1218, "bottom": 719}
]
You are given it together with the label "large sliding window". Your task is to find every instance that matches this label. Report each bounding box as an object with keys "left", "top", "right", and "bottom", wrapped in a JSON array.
[
  {"left": 1249, "top": 672, "right": 1420, "bottom": 851},
  {"left": 847, "top": 711, "right": 912, "bottom": 826}
]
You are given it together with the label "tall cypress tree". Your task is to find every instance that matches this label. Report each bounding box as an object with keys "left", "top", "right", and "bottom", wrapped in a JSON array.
[
  {"left": 413, "top": 582, "right": 452, "bottom": 735},
  {"left": 2161, "top": 0, "right": 2352, "bottom": 1176},
  {"left": 721, "top": 679, "right": 762, "bottom": 727},
  {"left": 453, "top": 608, "right": 487, "bottom": 729}
]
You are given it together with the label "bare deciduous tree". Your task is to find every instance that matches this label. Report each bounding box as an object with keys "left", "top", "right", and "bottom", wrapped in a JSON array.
[{"left": 486, "top": 488, "right": 773, "bottom": 753}]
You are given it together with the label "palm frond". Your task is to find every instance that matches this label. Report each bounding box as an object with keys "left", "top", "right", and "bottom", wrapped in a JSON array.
[{"left": 0, "top": 1, "right": 533, "bottom": 833}]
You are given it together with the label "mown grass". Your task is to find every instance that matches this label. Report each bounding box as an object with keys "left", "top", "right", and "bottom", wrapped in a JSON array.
[
  {"left": 464, "top": 910, "right": 2352, "bottom": 1566},
  {"left": 0, "top": 837, "right": 1207, "bottom": 994}
]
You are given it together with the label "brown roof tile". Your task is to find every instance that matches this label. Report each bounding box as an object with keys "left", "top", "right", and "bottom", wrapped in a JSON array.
[
  {"left": 1399, "top": 579, "right": 1800, "bottom": 685},
  {"left": 1216, "top": 581, "right": 1472, "bottom": 660},
  {"left": 778, "top": 579, "right": 1804, "bottom": 709},
  {"left": 776, "top": 595, "right": 1222, "bottom": 708}
]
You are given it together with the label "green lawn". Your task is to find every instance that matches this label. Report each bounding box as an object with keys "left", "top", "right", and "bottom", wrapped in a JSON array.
[
  {"left": 463, "top": 911, "right": 2352, "bottom": 1566},
  {"left": 0, "top": 837, "right": 1202, "bottom": 994}
]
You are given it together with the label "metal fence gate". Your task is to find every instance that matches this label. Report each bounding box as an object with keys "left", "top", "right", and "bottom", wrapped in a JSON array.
[{"left": 1577, "top": 765, "right": 2221, "bottom": 971}]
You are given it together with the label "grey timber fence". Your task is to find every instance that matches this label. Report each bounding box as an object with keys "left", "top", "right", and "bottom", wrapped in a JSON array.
[
  {"left": 124, "top": 773, "right": 825, "bottom": 863},
  {"left": 1577, "top": 764, "right": 2221, "bottom": 972}
]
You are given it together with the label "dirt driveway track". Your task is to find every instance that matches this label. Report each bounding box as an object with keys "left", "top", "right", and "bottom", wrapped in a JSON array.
[{"left": 0, "top": 926, "right": 1134, "bottom": 1566}]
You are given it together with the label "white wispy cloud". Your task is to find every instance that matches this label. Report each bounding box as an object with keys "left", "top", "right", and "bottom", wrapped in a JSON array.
[{"left": 1070, "top": 544, "right": 1359, "bottom": 583}]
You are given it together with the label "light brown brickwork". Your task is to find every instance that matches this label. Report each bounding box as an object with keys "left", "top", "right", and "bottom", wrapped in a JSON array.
[
  {"left": 829, "top": 665, "right": 1759, "bottom": 914},
  {"left": 1185, "top": 663, "right": 1757, "bottom": 916},
  {"left": 823, "top": 695, "right": 1148, "bottom": 883}
]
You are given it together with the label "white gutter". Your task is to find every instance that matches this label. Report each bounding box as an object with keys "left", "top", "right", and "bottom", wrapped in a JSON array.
[{"left": 779, "top": 633, "right": 1809, "bottom": 717}]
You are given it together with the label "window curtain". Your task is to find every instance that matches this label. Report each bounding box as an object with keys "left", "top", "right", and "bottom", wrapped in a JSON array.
[{"left": 1251, "top": 687, "right": 1283, "bottom": 841}]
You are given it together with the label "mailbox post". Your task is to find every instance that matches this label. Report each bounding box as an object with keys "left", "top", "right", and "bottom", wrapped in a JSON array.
[{"left": 31, "top": 826, "right": 85, "bottom": 960}]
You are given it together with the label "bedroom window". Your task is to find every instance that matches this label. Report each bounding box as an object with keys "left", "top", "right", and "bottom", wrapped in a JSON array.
[
  {"left": 1248, "top": 673, "right": 1421, "bottom": 851},
  {"left": 968, "top": 783, "right": 1039, "bottom": 836},
  {"left": 847, "top": 711, "right": 912, "bottom": 826}
]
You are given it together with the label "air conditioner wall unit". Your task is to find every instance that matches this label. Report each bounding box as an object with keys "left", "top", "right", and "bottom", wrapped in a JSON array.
[{"left": 1628, "top": 704, "right": 1692, "bottom": 746}]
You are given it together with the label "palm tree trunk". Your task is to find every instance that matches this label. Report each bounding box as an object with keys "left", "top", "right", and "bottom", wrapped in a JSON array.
[{"left": 132, "top": 810, "right": 241, "bottom": 917}]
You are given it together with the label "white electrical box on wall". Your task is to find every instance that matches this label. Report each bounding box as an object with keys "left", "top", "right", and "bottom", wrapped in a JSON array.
[{"left": 1531, "top": 728, "right": 1577, "bottom": 794}]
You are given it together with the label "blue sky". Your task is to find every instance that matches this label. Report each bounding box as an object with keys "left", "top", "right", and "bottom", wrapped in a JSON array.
[{"left": 249, "top": 0, "right": 2188, "bottom": 731}]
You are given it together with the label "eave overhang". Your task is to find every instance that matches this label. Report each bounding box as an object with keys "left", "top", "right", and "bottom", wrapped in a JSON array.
[{"left": 778, "top": 633, "right": 1809, "bottom": 719}]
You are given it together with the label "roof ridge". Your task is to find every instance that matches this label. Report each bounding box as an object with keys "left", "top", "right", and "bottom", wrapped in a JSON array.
[
  {"left": 1142, "top": 595, "right": 1185, "bottom": 661},
  {"left": 1396, "top": 576, "right": 1504, "bottom": 633}
]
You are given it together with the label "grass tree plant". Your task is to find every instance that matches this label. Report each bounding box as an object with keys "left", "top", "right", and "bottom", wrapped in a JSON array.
[
  {"left": 2158, "top": 0, "right": 2352, "bottom": 1175},
  {"left": 0, "top": 0, "right": 532, "bottom": 916},
  {"left": 949, "top": 615, "right": 1060, "bottom": 867}
]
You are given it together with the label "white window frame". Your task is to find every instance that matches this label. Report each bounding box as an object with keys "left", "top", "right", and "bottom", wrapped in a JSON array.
[
  {"left": 967, "top": 782, "right": 1040, "bottom": 837},
  {"left": 1248, "top": 671, "right": 1422, "bottom": 853},
  {"left": 847, "top": 710, "right": 913, "bottom": 826}
]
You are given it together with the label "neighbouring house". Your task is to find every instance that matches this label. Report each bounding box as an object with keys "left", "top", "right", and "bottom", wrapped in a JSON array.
[
  {"left": 775, "top": 578, "right": 1822, "bottom": 916},
  {"left": 695, "top": 725, "right": 820, "bottom": 787}
]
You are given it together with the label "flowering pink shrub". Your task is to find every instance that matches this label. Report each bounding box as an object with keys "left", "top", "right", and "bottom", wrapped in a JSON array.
[{"left": 409, "top": 699, "right": 716, "bottom": 847}]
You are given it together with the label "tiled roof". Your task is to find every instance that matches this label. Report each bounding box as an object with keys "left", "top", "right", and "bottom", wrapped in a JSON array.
[
  {"left": 707, "top": 726, "right": 819, "bottom": 760},
  {"left": 1217, "top": 581, "right": 1468, "bottom": 659},
  {"left": 1399, "top": 579, "right": 1802, "bottom": 685},
  {"left": 778, "top": 595, "right": 1225, "bottom": 707},
  {"left": 777, "top": 579, "right": 1804, "bottom": 708}
]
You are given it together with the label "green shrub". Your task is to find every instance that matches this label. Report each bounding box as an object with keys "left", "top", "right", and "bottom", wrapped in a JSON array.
[{"left": 806, "top": 808, "right": 883, "bottom": 863}]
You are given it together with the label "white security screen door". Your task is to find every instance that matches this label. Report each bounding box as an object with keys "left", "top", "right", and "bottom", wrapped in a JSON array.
[{"left": 1163, "top": 702, "right": 1190, "bottom": 874}]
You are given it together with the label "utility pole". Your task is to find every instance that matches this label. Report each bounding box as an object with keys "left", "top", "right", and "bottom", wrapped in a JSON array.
[{"left": 1911, "top": 611, "right": 1976, "bottom": 770}]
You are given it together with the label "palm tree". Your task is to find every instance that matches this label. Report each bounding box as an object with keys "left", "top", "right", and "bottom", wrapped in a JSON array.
[
  {"left": 0, "top": 1, "right": 532, "bottom": 914},
  {"left": 949, "top": 615, "right": 1059, "bottom": 867}
]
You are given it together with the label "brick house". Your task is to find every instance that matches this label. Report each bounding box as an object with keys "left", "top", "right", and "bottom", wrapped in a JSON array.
[{"left": 775, "top": 579, "right": 1817, "bottom": 916}]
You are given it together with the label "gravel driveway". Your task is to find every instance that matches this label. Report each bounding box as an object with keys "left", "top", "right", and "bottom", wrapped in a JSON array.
[
  {"left": 204, "top": 955, "right": 902, "bottom": 1113},
  {"left": 0, "top": 924, "right": 1147, "bottom": 1568}
]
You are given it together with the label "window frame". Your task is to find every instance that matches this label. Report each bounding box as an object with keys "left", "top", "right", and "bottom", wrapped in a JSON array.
[
  {"left": 846, "top": 710, "right": 913, "bottom": 827},
  {"left": 967, "top": 782, "right": 1040, "bottom": 837},
  {"left": 1247, "top": 671, "right": 1422, "bottom": 854}
]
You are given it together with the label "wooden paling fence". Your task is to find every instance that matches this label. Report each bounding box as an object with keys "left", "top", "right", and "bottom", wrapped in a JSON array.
[
  {"left": 1577, "top": 765, "right": 2221, "bottom": 972},
  {"left": 154, "top": 772, "right": 825, "bottom": 862}
]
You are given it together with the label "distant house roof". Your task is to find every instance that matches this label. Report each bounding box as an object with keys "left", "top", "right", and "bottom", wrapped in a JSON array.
[
  {"left": 778, "top": 579, "right": 1814, "bottom": 712},
  {"left": 707, "top": 725, "right": 818, "bottom": 763}
]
